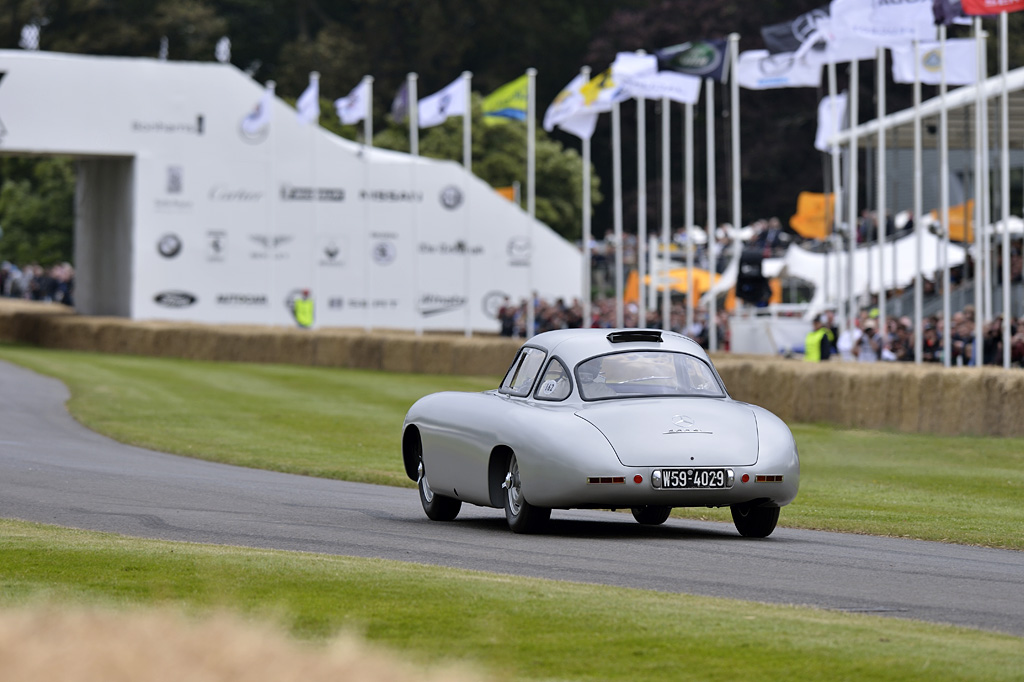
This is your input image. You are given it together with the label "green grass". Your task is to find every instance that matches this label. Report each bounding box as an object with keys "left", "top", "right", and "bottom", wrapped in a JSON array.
[
  {"left": 2, "top": 518, "right": 1021, "bottom": 682},
  {"left": 2, "top": 343, "right": 1023, "bottom": 549}
]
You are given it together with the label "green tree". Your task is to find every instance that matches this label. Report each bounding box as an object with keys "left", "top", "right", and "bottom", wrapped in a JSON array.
[{"left": 0, "top": 157, "right": 76, "bottom": 266}]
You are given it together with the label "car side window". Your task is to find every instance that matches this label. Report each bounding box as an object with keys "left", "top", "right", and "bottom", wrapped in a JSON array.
[
  {"left": 500, "top": 347, "right": 547, "bottom": 397},
  {"left": 534, "top": 358, "right": 572, "bottom": 401}
]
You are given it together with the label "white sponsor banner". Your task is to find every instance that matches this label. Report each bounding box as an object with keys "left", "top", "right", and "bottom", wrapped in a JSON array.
[
  {"left": 0, "top": 50, "right": 581, "bottom": 332},
  {"left": 830, "top": 0, "right": 937, "bottom": 46},
  {"left": 736, "top": 50, "right": 822, "bottom": 90},
  {"left": 620, "top": 70, "right": 701, "bottom": 104},
  {"left": 890, "top": 39, "right": 979, "bottom": 85}
]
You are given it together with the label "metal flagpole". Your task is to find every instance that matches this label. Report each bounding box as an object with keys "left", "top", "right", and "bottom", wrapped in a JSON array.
[
  {"left": 362, "top": 76, "right": 373, "bottom": 332},
  {"left": 706, "top": 76, "right": 717, "bottom": 351},
  {"left": 848, "top": 60, "right": 859, "bottom": 333},
  {"left": 661, "top": 96, "right": 671, "bottom": 330},
  {"left": 637, "top": 90, "right": 648, "bottom": 330},
  {"left": 684, "top": 99, "right": 695, "bottom": 334},
  {"left": 526, "top": 67, "right": 537, "bottom": 338},
  {"left": 876, "top": 47, "right": 887, "bottom": 345},
  {"left": 828, "top": 61, "right": 845, "bottom": 329},
  {"left": 409, "top": 72, "right": 422, "bottom": 336},
  {"left": 462, "top": 70, "right": 473, "bottom": 338},
  {"left": 973, "top": 19, "right": 984, "bottom": 365},
  {"left": 939, "top": 25, "right": 952, "bottom": 367},
  {"left": 581, "top": 66, "right": 593, "bottom": 330},
  {"left": 979, "top": 25, "right": 993, "bottom": 328},
  {"left": 913, "top": 41, "right": 924, "bottom": 363},
  {"left": 364, "top": 76, "right": 374, "bottom": 147},
  {"left": 409, "top": 73, "right": 419, "bottom": 156},
  {"left": 613, "top": 101, "right": 625, "bottom": 328},
  {"left": 729, "top": 33, "right": 741, "bottom": 335},
  {"left": 1000, "top": 11, "right": 1011, "bottom": 367}
]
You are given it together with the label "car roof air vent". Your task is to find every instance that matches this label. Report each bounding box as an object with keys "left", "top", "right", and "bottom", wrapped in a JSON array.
[{"left": 607, "top": 330, "right": 663, "bottom": 344}]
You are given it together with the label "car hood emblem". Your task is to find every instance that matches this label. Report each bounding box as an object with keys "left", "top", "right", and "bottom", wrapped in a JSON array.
[{"left": 665, "top": 414, "right": 711, "bottom": 434}]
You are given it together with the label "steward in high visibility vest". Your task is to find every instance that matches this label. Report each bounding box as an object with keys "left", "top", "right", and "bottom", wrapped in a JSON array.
[
  {"left": 804, "top": 316, "right": 834, "bottom": 362},
  {"left": 294, "top": 290, "right": 314, "bottom": 329}
]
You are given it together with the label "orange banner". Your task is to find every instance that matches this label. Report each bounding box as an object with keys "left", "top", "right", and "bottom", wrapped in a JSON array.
[
  {"left": 789, "top": 191, "right": 834, "bottom": 240},
  {"left": 929, "top": 200, "right": 975, "bottom": 243}
]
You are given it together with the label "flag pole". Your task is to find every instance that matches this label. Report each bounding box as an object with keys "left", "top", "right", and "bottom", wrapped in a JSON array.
[
  {"left": 876, "top": 47, "right": 887, "bottom": 345},
  {"left": 581, "top": 66, "right": 593, "bottom": 330},
  {"left": 939, "top": 24, "right": 951, "bottom": 367},
  {"left": 364, "top": 75, "right": 374, "bottom": 147},
  {"left": 979, "top": 23, "right": 992, "bottom": 330},
  {"left": 847, "top": 59, "right": 859, "bottom": 334},
  {"left": 684, "top": 99, "right": 695, "bottom": 334},
  {"left": 409, "top": 72, "right": 419, "bottom": 156},
  {"left": 729, "top": 33, "right": 741, "bottom": 331},
  {"left": 526, "top": 67, "right": 537, "bottom": 338},
  {"left": 661, "top": 95, "right": 671, "bottom": 330},
  {"left": 913, "top": 41, "right": 923, "bottom": 364},
  {"left": 409, "top": 72, "right": 422, "bottom": 336},
  {"left": 973, "top": 19, "right": 984, "bottom": 365},
  {"left": 613, "top": 100, "right": 625, "bottom": 327},
  {"left": 463, "top": 70, "right": 473, "bottom": 338},
  {"left": 1000, "top": 11, "right": 1011, "bottom": 367},
  {"left": 828, "top": 60, "right": 845, "bottom": 329},
  {"left": 706, "top": 75, "right": 717, "bottom": 351},
  {"left": 637, "top": 50, "right": 648, "bottom": 330}
]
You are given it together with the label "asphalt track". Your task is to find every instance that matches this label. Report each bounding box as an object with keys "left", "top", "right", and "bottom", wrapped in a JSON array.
[{"left": 2, "top": 360, "right": 1022, "bottom": 637}]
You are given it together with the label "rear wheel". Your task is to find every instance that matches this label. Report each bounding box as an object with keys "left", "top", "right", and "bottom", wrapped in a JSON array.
[
  {"left": 730, "top": 502, "right": 780, "bottom": 538},
  {"left": 417, "top": 453, "right": 461, "bottom": 522},
  {"left": 503, "top": 453, "right": 550, "bottom": 533},
  {"left": 631, "top": 505, "right": 672, "bottom": 525}
]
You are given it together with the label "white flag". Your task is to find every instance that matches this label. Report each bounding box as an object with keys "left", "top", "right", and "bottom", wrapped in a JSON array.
[
  {"left": 296, "top": 74, "right": 320, "bottom": 125},
  {"left": 830, "top": 0, "right": 936, "bottom": 46},
  {"left": 241, "top": 83, "right": 273, "bottom": 135},
  {"left": 418, "top": 76, "right": 467, "bottom": 128},
  {"left": 620, "top": 70, "right": 701, "bottom": 104},
  {"left": 797, "top": 20, "right": 877, "bottom": 66},
  {"left": 815, "top": 92, "right": 848, "bottom": 152},
  {"left": 335, "top": 79, "right": 370, "bottom": 125},
  {"left": 543, "top": 73, "right": 588, "bottom": 132},
  {"left": 736, "top": 50, "right": 822, "bottom": 90},
  {"left": 891, "top": 39, "right": 978, "bottom": 86}
]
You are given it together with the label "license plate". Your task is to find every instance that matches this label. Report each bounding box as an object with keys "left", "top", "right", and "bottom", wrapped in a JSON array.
[{"left": 661, "top": 468, "right": 730, "bottom": 489}]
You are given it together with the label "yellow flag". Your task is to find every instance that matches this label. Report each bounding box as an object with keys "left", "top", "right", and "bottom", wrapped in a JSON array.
[{"left": 482, "top": 75, "right": 528, "bottom": 125}]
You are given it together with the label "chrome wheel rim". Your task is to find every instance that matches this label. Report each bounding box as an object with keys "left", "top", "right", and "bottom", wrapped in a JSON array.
[
  {"left": 418, "top": 460, "right": 434, "bottom": 503},
  {"left": 505, "top": 456, "right": 522, "bottom": 516}
]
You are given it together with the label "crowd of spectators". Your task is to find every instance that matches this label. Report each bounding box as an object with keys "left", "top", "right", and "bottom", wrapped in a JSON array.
[{"left": 0, "top": 262, "right": 75, "bottom": 306}]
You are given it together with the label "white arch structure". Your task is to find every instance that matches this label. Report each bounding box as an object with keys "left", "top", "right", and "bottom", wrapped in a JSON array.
[{"left": 0, "top": 50, "right": 581, "bottom": 332}]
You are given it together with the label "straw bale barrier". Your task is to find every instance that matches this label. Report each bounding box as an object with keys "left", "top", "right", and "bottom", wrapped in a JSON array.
[
  {"left": 0, "top": 606, "right": 482, "bottom": 682},
  {"left": 3, "top": 299, "right": 1022, "bottom": 437}
]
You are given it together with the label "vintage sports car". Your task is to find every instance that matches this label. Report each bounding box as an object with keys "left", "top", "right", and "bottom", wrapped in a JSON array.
[{"left": 402, "top": 329, "right": 799, "bottom": 537}]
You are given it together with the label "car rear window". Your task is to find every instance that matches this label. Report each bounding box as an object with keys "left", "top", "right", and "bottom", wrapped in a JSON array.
[{"left": 576, "top": 351, "right": 724, "bottom": 400}]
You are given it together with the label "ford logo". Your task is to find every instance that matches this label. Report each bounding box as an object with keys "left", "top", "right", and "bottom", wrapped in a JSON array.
[{"left": 154, "top": 291, "right": 197, "bottom": 308}]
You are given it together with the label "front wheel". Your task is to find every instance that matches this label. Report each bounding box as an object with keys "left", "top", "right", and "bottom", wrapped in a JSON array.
[
  {"left": 631, "top": 505, "right": 672, "bottom": 525},
  {"left": 503, "top": 453, "right": 550, "bottom": 533},
  {"left": 418, "top": 458, "right": 461, "bottom": 521},
  {"left": 730, "top": 502, "right": 780, "bottom": 538}
]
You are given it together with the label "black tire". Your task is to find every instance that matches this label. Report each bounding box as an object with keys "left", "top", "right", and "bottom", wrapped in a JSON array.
[
  {"left": 730, "top": 502, "right": 780, "bottom": 538},
  {"left": 503, "top": 453, "right": 550, "bottom": 533},
  {"left": 417, "top": 454, "right": 461, "bottom": 522},
  {"left": 631, "top": 505, "right": 672, "bottom": 525}
]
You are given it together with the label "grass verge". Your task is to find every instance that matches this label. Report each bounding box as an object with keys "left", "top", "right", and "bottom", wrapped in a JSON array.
[
  {"left": 1, "top": 344, "right": 1023, "bottom": 549},
  {"left": 2, "top": 518, "right": 1021, "bottom": 682}
]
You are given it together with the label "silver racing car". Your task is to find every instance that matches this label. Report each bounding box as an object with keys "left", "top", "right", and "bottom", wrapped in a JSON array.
[{"left": 402, "top": 328, "right": 799, "bottom": 537}]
